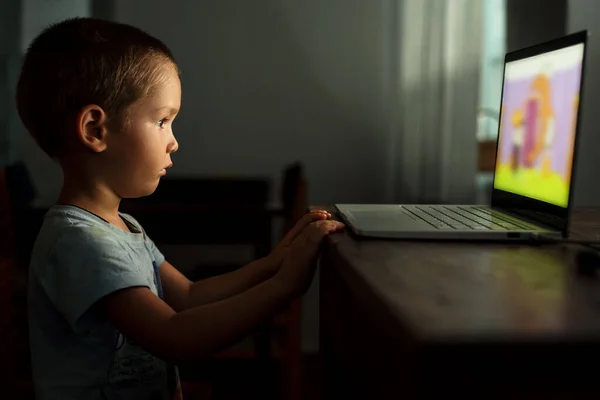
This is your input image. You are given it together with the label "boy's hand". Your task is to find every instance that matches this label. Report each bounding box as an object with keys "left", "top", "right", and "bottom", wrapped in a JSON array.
[
  {"left": 274, "top": 219, "right": 345, "bottom": 298},
  {"left": 267, "top": 210, "right": 331, "bottom": 271}
]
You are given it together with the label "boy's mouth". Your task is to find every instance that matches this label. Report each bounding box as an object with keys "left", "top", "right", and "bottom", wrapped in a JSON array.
[{"left": 160, "top": 162, "right": 173, "bottom": 176}]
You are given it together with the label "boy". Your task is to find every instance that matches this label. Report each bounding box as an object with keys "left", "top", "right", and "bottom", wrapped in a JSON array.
[{"left": 17, "top": 18, "right": 344, "bottom": 399}]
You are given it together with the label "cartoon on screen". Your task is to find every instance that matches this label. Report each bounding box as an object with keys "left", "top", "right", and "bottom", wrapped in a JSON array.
[{"left": 494, "top": 49, "right": 583, "bottom": 208}]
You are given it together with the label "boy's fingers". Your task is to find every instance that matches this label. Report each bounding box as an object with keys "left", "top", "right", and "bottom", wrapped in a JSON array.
[
  {"left": 282, "top": 212, "right": 329, "bottom": 244},
  {"left": 303, "top": 220, "right": 344, "bottom": 243},
  {"left": 290, "top": 220, "right": 344, "bottom": 252},
  {"left": 310, "top": 209, "right": 330, "bottom": 217},
  {"left": 314, "top": 219, "right": 345, "bottom": 231},
  {"left": 309, "top": 210, "right": 331, "bottom": 220}
]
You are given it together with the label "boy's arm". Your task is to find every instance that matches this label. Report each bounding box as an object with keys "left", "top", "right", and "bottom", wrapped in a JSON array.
[
  {"left": 105, "top": 218, "right": 344, "bottom": 364},
  {"left": 159, "top": 210, "right": 331, "bottom": 311},
  {"left": 104, "top": 274, "right": 288, "bottom": 363},
  {"left": 160, "top": 257, "right": 280, "bottom": 311}
]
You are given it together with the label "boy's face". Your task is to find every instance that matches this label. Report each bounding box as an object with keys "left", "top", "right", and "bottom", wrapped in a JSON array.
[{"left": 104, "top": 63, "right": 181, "bottom": 198}]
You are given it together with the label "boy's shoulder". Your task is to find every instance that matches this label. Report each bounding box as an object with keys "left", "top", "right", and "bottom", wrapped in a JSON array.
[
  {"left": 33, "top": 205, "right": 148, "bottom": 262},
  {"left": 29, "top": 205, "right": 163, "bottom": 331},
  {"left": 43, "top": 205, "right": 142, "bottom": 234},
  {"left": 40, "top": 205, "right": 121, "bottom": 243}
]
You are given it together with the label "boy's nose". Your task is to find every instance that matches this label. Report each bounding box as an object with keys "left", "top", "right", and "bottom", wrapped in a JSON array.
[{"left": 168, "top": 136, "right": 179, "bottom": 154}]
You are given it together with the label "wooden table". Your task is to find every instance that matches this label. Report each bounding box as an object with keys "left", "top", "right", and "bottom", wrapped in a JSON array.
[{"left": 319, "top": 207, "right": 600, "bottom": 399}]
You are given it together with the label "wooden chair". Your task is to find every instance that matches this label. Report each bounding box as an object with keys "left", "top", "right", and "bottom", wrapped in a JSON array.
[
  {"left": 0, "top": 167, "right": 18, "bottom": 397},
  {"left": 121, "top": 177, "right": 274, "bottom": 398},
  {"left": 0, "top": 165, "right": 35, "bottom": 399},
  {"left": 121, "top": 168, "right": 307, "bottom": 399},
  {"left": 9, "top": 165, "right": 307, "bottom": 398}
]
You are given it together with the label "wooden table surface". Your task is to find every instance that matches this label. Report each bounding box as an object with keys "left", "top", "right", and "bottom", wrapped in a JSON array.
[{"left": 319, "top": 207, "right": 600, "bottom": 399}]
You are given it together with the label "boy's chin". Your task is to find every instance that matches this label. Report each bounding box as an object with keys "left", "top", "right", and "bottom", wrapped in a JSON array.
[{"left": 121, "top": 182, "right": 161, "bottom": 199}]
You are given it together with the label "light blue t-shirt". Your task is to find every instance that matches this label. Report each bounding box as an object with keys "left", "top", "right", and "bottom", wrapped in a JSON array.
[{"left": 28, "top": 205, "right": 180, "bottom": 400}]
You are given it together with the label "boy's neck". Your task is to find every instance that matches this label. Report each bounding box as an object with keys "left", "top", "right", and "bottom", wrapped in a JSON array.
[{"left": 57, "top": 178, "right": 122, "bottom": 225}]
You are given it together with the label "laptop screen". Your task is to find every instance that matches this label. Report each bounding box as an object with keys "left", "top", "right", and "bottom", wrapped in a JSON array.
[{"left": 493, "top": 42, "right": 585, "bottom": 208}]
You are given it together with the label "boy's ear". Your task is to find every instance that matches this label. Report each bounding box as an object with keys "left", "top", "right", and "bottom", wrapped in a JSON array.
[{"left": 76, "top": 105, "right": 109, "bottom": 153}]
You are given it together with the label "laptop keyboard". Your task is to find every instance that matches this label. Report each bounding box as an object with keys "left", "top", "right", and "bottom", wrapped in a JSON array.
[{"left": 403, "top": 205, "right": 533, "bottom": 231}]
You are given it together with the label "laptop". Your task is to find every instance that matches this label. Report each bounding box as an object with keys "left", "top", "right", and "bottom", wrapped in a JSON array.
[{"left": 335, "top": 30, "right": 588, "bottom": 240}]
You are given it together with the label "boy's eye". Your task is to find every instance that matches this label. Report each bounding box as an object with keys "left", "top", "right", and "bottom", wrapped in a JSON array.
[{"left": 157, "top": 118, "right": 169, "bottom": 128}]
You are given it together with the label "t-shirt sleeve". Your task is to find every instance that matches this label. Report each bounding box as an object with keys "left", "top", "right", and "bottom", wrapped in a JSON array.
[
  {"left": 144, "top": 234, "right": 165, "bottom": 268},
  {"left": 122, "top": 213, "right": 165, "bottom": 267},
  {"left": 40, "top": 229, "right": 151, "bottom": 330}
]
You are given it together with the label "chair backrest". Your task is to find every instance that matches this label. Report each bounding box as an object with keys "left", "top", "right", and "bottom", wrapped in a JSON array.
[
  {"left": 123, "top": 177, "right": 269, "bottom": 208},
  {"left": 120, "top": 177, "right": 273, "bottom": 259},
  {"left": 4, "top": 161, "right": 37, "bottom": 262},
  {"left": 0, "top": 165, "right": 35, "bottom": 392},
  {"left": 0, "top": 167, "right": 18, "bottom": 389}
]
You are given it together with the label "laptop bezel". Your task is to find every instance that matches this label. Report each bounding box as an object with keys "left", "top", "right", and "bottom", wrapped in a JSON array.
[{"left": 490, "top": 30, "right": 588, "bottom": 237}]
